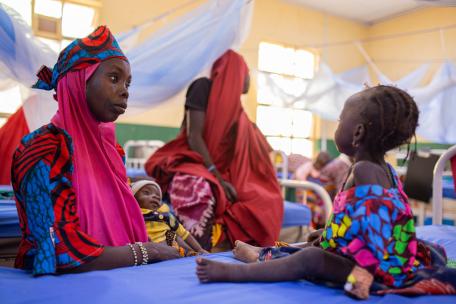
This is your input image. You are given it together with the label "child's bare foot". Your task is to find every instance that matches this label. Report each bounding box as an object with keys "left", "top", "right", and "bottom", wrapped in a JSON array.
[
  {"left": 344, "top": 266, "right": 374, "bottom": 300},
  {"left": 196, "top": 257, "right": 239, "bottom": 283},
  {"left": 232, "top": 240, "right": 262, "bottom": 263}
]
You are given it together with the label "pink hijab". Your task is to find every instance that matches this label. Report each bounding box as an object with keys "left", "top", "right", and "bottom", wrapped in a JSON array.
[{"left": 51, "top": 63, "right": 147, "bottom": 246}]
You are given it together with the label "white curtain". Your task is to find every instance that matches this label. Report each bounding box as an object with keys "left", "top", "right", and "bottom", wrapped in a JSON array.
[
  {"left": 0, "top": 3, "right": 57, "bottom": 129},
  {"left": 411, "top": 61, "right": 456, "bottom": 144},
  {"left": 120, "top": 0, "right": 253, "bottom": 113},
  {"left": 1, "top": 0, "right": 456, "bottom": 143},
  {"left": 0, "top": 0, "right": 254, "bottom": 119},
  {"left": 260, "top": 61, "right": 456, "bottom": 144}
]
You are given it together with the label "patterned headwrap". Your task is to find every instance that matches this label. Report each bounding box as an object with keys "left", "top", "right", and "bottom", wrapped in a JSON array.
[{"left": 33, "top": 26, "right": 127, "bottom": 91}]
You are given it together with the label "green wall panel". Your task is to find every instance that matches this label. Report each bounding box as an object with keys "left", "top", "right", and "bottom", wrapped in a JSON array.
[{"left": 115, "top": 123, "right": 180, "bottom": 146}]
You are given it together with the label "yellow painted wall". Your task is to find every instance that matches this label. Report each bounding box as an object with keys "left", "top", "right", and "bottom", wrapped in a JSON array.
[
  {"left": 100, "top": 0, "right": 206, "bottom": 127},
  {"left": 100, "top": 2, "right": 456, "bottom": 144},
  {"left": 366, "top": 7, "right": 456, "bottom": 83},
  {"left": 100, "top": 0, "right": 368, "bottom": 128},
  {"left": 318, "top": 7, "right": 456, "bottom": 141}
]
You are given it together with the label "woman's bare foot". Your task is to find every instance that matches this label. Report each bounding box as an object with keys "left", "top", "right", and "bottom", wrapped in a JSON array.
[
  {"left": 232, "top": 240, "right": 262, "bottom": 263},
  {"left": 196, "top": 258, "right": 240, "bottom": 283},
  {"left": 344, "top": 266, "right": 374, "bottom": 300}
]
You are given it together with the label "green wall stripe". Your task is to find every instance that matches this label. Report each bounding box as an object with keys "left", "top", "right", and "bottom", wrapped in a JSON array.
[
  {"left": 315, "top": 138, "right": 452, "bottom": 158},
  {"left": 115, "top": 123, "right": 452, "bottom": 157},
  {"left": 115, "top": 123, "right": 180, "bottom": 146}
]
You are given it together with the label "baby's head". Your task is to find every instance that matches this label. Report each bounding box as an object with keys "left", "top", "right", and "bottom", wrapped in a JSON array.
[
  {"left": 335, "top": 85, "right": 419, "bottom": 160},
  {"left": 131, "top": 180, "right": 163, "bottom": 211},
  {"left": 313, "top": 151, "right": 331, "bottom": 170}
]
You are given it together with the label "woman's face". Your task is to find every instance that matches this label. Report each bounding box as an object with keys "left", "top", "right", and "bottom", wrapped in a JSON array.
[{"left": 86, "top": 58, "right": 131, "bottom": 122}]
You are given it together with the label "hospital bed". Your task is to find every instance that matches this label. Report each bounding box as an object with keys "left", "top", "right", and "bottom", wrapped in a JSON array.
[
  {"left": 0, "top": 226, "right": 454, "bottom": 304},
  {"left": 1, "top": 146, "right": 456, "bottom": 303}
]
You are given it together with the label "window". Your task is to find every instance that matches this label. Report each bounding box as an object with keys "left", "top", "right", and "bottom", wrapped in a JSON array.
[
  {"left": 31, "top": 0, "right": 99, "bottom": 51},
  {"left": 256, "top": 42, "right": 316, "bottom": 157},
  {"left": 0, "top": 85, "right": 23, "bottom": 127},
  {"left": 0, "top": 0, "right": 32, "bottom": 25},
  {"left": 0, "top": 0, "right": 100, "bottom": 125}
]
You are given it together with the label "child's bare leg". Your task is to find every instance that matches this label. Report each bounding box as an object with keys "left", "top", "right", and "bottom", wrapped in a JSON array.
[
  {"left": 232, "top": 241, "right": 262, "bottom": 263},
  {"left": 197, "top": 247, "right": 354, "bottom": 284}
]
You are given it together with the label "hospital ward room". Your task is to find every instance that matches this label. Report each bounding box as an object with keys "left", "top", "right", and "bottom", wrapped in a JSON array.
[{"left": 1, "top": 0, "right": 456, "bottom": 303}]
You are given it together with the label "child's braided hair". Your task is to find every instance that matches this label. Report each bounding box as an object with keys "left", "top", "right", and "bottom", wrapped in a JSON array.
[{"left": 361, "top": 85, "right": 419, "bottom": 156}]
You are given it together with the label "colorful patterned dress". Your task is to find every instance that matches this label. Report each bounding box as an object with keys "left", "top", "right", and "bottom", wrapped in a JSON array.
[
  {"left": 319, "top": 164, "right": 456, "bottom": 293},
  {"left": 259, "top": 164, "right": 456, "bottom": 295},
  {"left": 11, "top": 124, "right": 106, "bottom": 275}
]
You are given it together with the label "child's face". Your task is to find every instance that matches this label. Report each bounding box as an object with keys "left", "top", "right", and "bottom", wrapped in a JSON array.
[
  {"left": 86, "top": 58, "right": 132, "bottom": 122},
  {"left": 334, "top": 93, "right": 365, "bottom": 157},
  {"left": 135, "top": 184, "right": 162, "bottom": 211}
]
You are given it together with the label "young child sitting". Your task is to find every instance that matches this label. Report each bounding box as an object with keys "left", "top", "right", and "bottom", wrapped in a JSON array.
[
  {"left": 195, "top": 85, "right": 456, "bottom": 298},
  {"left": 132, "top": 180, "right": 208, "bottom": 256}
]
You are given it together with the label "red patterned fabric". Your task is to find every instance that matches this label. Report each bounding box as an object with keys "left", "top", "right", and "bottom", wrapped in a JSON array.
[
  {"left": 12, "top": 124, "right": 104, "bottom": 275},
  {"left": 451, "top": 156, "right": 456, "bottom": 191},
  {"left": 377, "top": 279, "right": 456, "bottom": 295},
  {"left": 145, "top": 50, "right": 283, "bottom": 246},
  {"left": 0, "top": 107, "right": 29, "bottom": 185},
  {"left": 168, "top": 173, "right": 215, "bottom": 237}
]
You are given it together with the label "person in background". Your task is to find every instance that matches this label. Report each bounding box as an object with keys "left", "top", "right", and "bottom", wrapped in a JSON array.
[
  {"left": 294, "top": 151, "right": 331, "bottom": 182},
  {"left": 294, "top": 151, "right": 332, "bottom": 228},
  {"left": 145, "top": 50, "right": 283, "bottom": 251},
  {"left": 320, "top": 153, "right": 352, "bottom": 198}
]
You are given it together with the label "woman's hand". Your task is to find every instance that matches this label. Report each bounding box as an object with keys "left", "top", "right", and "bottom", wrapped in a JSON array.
[
  {"left": 144, "top": 242, "right": 181, "bottom": 262},
  {"left": 221, "top": 180, "right": 238, "bottom": 202}
]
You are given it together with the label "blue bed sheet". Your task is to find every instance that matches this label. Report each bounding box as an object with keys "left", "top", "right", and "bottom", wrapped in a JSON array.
[
  {"left": 0, "top": 200, "right": 311, "bottom": 238},
  {"left": 0, "top": 200, "right": 20, "bottom": 238},
  {"left": 283, "top": 201, "right": 311, "bottom": 227},
  {"left": 1, "top": 225, "right": 455, "bottom": 304},
  {"left": 443, "top": 176, "right": 456, "bottom": 200}
]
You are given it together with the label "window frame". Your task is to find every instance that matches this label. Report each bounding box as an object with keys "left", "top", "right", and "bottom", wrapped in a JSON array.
[
  {"left": 31, "top": 0, "right": 100, "bottom": 45},
  {"left": 256, "top": 41, "right": 318, "bottom": 157}
]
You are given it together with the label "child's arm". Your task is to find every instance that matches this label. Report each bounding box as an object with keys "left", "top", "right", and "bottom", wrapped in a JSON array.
[
  {"left": 173, "top": 217, "right": 208, "bottom": 254},
  {"left": 184, "top": 234, "right": 209, "bottom": 254},
  {"left": 176, "top": 236, "right": 192, "bottom": 252}
]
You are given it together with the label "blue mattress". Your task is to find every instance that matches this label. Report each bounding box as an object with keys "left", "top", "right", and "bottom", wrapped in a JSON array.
[
  {"left": 126, "top": 167, "right": 148, "bottom": 178},
  {"left": 443, "top": 176, "right": 456, "bottom": 200},
  {"left": 283, "top": 201, "right": 311, "bottom": 227},
  {"left": 1, "top": 225, "right": 455, "bottom": 304},
  {"left": 0, "top": 200, "right": 20, "bottom": 238},
  {"left": 0, "top": 200, "right": 310, "bottom": 238}
]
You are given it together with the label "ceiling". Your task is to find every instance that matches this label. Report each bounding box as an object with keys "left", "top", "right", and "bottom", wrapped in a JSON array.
[{"left": 284, "top": 0, "right": 456, "bottom": 24}]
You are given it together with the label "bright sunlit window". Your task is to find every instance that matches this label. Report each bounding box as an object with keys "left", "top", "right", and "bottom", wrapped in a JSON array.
[
  {"left": 0, "top": 118, "right": 7, "bottom": 128},
  {"left": 0, "top": 85, "right": 23, "bottom": 127},
  {"left": 259, "top": 42, "right": 315, "bottom": 78},
  {"left": 61, "top": 3, "right": 95, "bottom": 38},
  {"left": 0, "top": 0, "right": 98, "bottom": 125},
  {"left": 0, "top": 0, "right": 32, "bottom": 25},
  {"left": 34, "top": 0, "right": 62, "bottom": 18},
  {"left": 257, "top": 42, "right": 316, "bottom": 157},
  {"left": 32, "top": 0, "right": 99, "bottom": 52}
]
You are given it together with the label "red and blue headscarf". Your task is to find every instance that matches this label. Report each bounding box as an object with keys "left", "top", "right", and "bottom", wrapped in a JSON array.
[{"left": 33, "top": 26, "right": 127, "bottom": 90}]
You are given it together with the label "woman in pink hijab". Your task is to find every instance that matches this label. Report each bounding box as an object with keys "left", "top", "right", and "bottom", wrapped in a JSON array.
[{"left": 11, "top": 26, "right": 179, "bottom": 276}]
